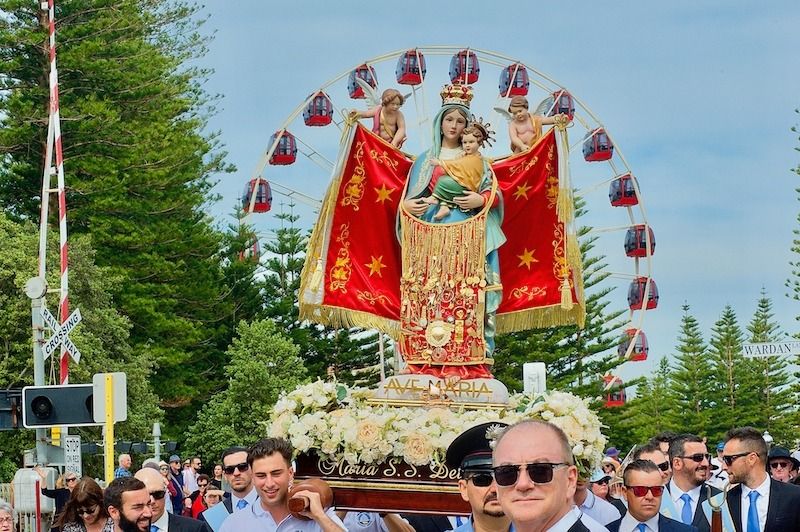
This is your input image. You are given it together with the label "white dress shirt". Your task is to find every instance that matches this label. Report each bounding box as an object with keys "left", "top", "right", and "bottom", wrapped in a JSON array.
[
  {"left": 580, "top": 489, "right": 622, "bottom": 525},
  {"left": 618, "top": 512, "right": 659, "bottom": 532},
  {"left": 740, "top": 474, "right": 770, "bottom": 532},
  {"left": 668, "top": 480, "right": 702, "bottom": 522},
  {"left": 150, "top": 511, "right": 170, "bottom": 532},
  {"left": 230, "top": 486, "right": 258, "bottom": 511}
]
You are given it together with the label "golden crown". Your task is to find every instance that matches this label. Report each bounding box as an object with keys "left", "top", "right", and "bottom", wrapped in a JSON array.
[{"left": 440, "top": 83, "right": 474, "bottom": 107}]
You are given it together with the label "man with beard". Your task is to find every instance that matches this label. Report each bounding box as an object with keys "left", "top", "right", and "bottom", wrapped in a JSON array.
[
  {"left": 104, "top": 477, "right": 153, "bottom": 532},
  {"left": 665, "top": 435, "right": 718, "bottom": 532},
  {"left": 135, "top": 468, "right": 210, "bottom": 532},
  {"left": 443, "top": 422, "right": 511, "bottom": 532},
  {"left": 723, "top": 427, "right": 800, "bottom": 531}
]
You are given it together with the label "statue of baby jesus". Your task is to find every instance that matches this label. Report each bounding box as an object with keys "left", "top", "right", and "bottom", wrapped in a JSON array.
[{"left": 423, "top": 120, "right": 492, "bottom": 220}]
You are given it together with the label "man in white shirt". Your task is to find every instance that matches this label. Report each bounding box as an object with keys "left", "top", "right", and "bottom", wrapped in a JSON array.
[
  {"left": 219, "top": 437, "right": 345, "bottom": 532},
  {"left": 723, "top": 427, "right": 800, "bottom": 532},
  {"left": 607, "top": 460, "right": 696, "bottom": 532},
  {"left": 492, "top": 420, "right": 597, "bottom": 531},
  {"left": 183, "top": 456, "right": 202, "bottom": 494}
]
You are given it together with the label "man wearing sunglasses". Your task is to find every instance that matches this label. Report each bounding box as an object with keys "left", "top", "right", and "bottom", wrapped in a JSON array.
[
  {"left": 492, "top": 420, "right": 598, "bottom": 532},
  {"left": 134, "top": 468, "right": 210, "bottom": 532},
  {"left": 607, "top": 460, "right": 697, "bottom": 532},
  {"left": 766, "top": 447, "right": 799, "bottom": 484},
  {"left": 723, "top": 427, "right": 800, "bottom": 532},
  {"left": 633, "top": 442, "right": 672, "bottom": 487},
  {"left": 664, "top": 434, "right": 718, "bottom": 532},
  {"left": 442, "top": 422, "right": 511, "bottom": 532},
  {"left": 198, "top": 447, "right": 257, "bottom": 530}
]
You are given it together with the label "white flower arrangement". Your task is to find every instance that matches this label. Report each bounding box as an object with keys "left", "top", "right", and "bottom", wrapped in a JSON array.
[{"left": 267, "top": 380, "right": 606, "bottom": 476}]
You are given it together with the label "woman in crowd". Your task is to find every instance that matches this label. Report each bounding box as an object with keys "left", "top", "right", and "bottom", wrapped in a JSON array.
[
  {"left": 0, "top": 500, "right": 13, "bottom": 532},
  {"left": 35, "top": 467, "right": 78, "bottom": 531},
  {"left": 210, "top": 464, "right": 223, "bottom": 490},
  {"left": 56, "top": 478, "right": 113, "bottom": 532}
]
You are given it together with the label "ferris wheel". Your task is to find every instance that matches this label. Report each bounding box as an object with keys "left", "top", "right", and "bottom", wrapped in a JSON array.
[{"left": 240, "top": 46, "right": 656, "bottom": 397}]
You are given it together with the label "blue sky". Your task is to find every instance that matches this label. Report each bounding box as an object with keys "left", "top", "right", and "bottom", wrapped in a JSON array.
[{"left": 196, "top": 1, "right": 800, "bottom": 384}]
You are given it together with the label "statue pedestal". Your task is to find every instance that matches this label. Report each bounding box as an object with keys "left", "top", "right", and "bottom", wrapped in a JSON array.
[{"left": 372, "top": 375, "right": 509, "bottom": 405}]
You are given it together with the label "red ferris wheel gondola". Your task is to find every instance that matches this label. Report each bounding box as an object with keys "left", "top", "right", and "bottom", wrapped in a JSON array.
[
  {"left": 499, "top": 63, "right": 529, "bottom": 97},
  {"left": 238, "top": 235, "right": 261, "bottom": 262},
  {"left": 268, "top": 130, "right": 297, "bottom": 165},
  {"left": 624, "top": 224, "right": 655, "bottom": 258},
  {"left": 609, "top": 173, "right": 639, "bottom": 207},
  {"left": 242, "top": 178, "right": 272, "bottom": 213},
  {"left": 449, "top": 49, "right": 479, "bottom": 84},
  {"left": 583, "top": 128, "right": 614, "bottom": 162},
  {"left": 618, "top": 328, "right": 649, "bottom": 361},
  {"left": 303, "top": 92, "right": 333, "bottom": 127},
  {"left": 628, "top": 277, "right": 659, "bottom": 311},
  {"left": 550, "top": 89, "right": 575, "bottom": 120},
  {"left": 603, "top": 375, "right": 626, "bottom": 408},
  {"left": 348, "top": 64, "right": 377, "bottom": 99},
  {"left": 396, "top": 50, "right": 426, "bottom": 85}
]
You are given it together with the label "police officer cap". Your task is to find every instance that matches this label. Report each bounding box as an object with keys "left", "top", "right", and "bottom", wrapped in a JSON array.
[{"left": 445, "top": 421, "right": 508, "bottom": 471}]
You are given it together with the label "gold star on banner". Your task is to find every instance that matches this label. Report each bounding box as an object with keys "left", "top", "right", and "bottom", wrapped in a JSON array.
[
  {"left": 375, "top": 183, "right": 395, "bottom": 203},
  {"left": 513, "top": 182, "right": 532, "bottom": 200},
  {"left": 365, "top": 255, "right": 387, "bottom": 277},
  {"left": 517, "top": 248, "right": 538, "bottom": 269}
]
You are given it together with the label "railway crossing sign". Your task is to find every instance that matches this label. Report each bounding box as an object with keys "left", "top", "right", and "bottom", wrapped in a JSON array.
[{"left": 41, "top": 306, "right": 81, "bottom": 363}]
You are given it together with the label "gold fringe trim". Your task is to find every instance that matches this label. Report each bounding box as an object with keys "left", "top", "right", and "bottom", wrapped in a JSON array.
[
  {"left": 299, "top": 303, "right": 400, "bottom": 339},
  {"left": 496, "top": 302, "right": 586, "bottom": 333}
]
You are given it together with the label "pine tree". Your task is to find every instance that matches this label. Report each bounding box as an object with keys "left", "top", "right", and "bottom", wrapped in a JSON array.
[
  {"left": 0, "top": 0, "right": 236, "bottom": 430},
  {"left": 787, "top": 110, "right": 800, "bottom": 432},
  {"left": 668, "top": 304, "right": 715, "bottom": 437},
  {"left": 746, "top": 289, "right": 793, "bottom": 443},
  {"left": 708, "top": 305, "right": 759, "bottom": 440},
  {"left": 183, "top": 319, "right": 307, "bottom": 462},
  {"left": 615, "top": 357, "right": 677, "bottom": 447}
]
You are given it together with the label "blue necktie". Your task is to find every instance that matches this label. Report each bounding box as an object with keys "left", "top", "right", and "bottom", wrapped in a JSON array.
[
  {"left": 236, "top": 499, "right": 248, "bottom": 510},
  {"left": 150, "top": 526, "right": 158, "bottom": 532},
  {"left": 680, "top": 493, "right": 693, "bottom": 524},
  {"left": 455, "top": 517, "right": 463, "bottom": 527},
  {"left": 637, "top": 524, "right": 647, "bottom": 532},
  {"left": 747, "top": 490, "right": 760, "bottom": 532}
]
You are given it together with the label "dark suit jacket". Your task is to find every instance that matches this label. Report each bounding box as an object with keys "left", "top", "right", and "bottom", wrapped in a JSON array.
[
  {"left": 667, "top": 483, "right": 720, "bottom": 532},
  {"left": 607, "top": 514, "right": 698, "bottom": 532},
  {"left": 401, "top": 514, "right": 452, "bottom": 532},
  {"left": 167, "top": 512, "right": 213, "bottom": 532},
  {"left": 726, "top": 478, "right": 800, "bottom": 532}
]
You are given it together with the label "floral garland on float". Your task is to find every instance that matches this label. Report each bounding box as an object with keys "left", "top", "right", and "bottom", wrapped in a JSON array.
[{"left": 266, "top": 380, "right": 606, "bottom": 479}]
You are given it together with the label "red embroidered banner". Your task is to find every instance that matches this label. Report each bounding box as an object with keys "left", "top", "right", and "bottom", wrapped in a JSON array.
[
  {"left": 493, "top": 129, "right": 580, "bottom": 324},
  {"left": 320, "top": 125, "right": 411, "bottom": 321}
]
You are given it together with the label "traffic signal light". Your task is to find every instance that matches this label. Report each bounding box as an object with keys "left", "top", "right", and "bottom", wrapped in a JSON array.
[
  {"left": 0, "top": 389, "right": 22, "bottom": 430},
  {"left": 22, "top": 385, "right": 98, "bottom": 428}
]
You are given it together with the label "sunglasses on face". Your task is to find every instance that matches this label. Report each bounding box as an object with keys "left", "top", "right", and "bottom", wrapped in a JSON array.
[
  {"left": 66, "top": 478, "right": 77, "bottom": 483},
  {"left": 655, "top": 461, "right": 671, "bottom": 472},
  {"left": 149, "top": 490, "right": 166, "bottom": 501},
  {"left": 679, "top": 453, "right": 711, "bottom": 463},
  {"left": 77, "top": 506, "right": 98, "bottom": 516},
  {"left": 198, "top": 483, "right": 208, "bottom": 487},
  {"left": 722, "top": 452, "right": 752, "bottom": 466},
  {"left": 626, "top": 485, "right": 665, "bottom": 497},
  {"left": 493, "top": 463, "right": 569, "bottom": 486},
  {"left": 770, "top": 461, "right": 791, "bottom": 470},
  {"left": 223, "top": 462, "right": 250, "bottom": 475},
  {"left": 463, "top": 472, "right": 494, "bottom": 487},
  {"left": 593, "top": 479, "right": 609, "bottom": 486}
]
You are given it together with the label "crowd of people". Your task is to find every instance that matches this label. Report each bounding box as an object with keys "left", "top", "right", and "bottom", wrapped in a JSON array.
[{"left": 1, "top": 424, "right": 799, "bottom": 532}]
